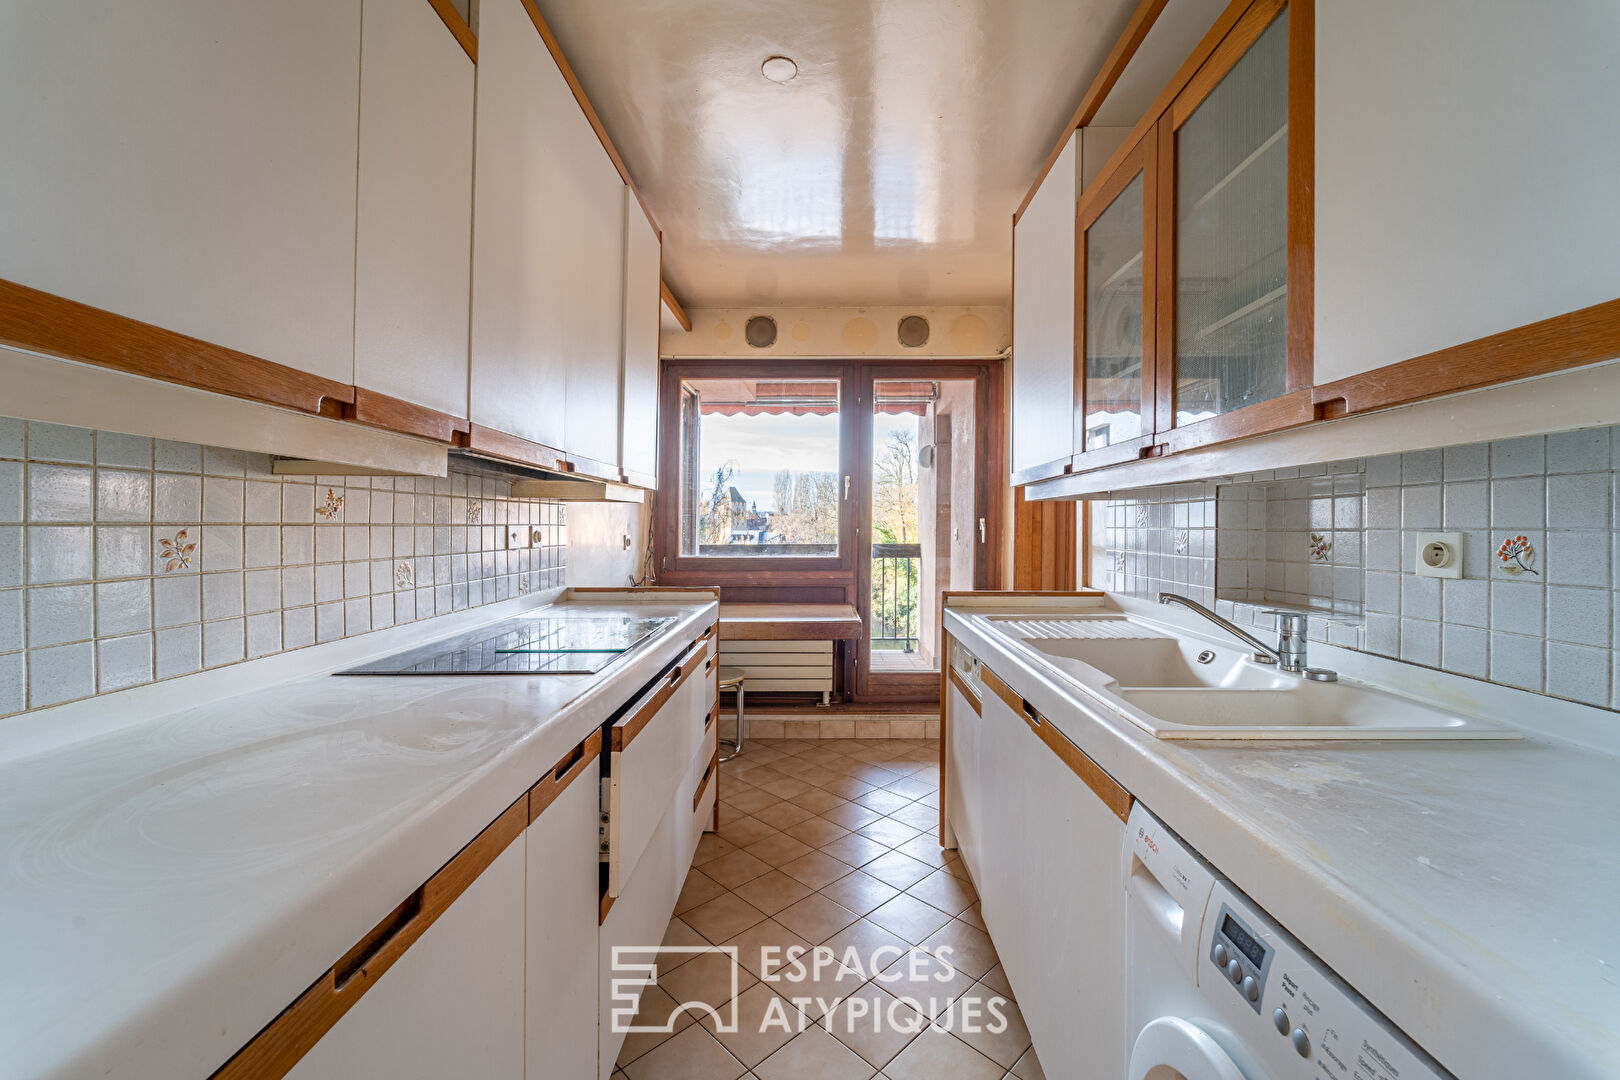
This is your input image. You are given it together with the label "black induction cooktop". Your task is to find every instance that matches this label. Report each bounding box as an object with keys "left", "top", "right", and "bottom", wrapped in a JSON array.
[{"left": 335, "top": 615, "right": 673, "bottom": 675}]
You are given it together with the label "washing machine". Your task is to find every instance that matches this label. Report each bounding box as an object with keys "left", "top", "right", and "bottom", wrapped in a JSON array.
[{"left": 1122, "top": 803, "right": 1454, "bottom": 1080}]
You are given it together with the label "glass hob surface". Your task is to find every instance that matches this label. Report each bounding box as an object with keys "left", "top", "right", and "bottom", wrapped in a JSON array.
[{"left": 336, "top": 616, "right": 673, "bottom": 675}]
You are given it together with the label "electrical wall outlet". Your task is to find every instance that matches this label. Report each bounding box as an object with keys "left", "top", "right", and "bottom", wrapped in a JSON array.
[
  {"left": 1413, "top": 531, "right": 1463, "bottom": 578},
  {"left": 530, "top": 528, "right": 545, "bottom": 547}
]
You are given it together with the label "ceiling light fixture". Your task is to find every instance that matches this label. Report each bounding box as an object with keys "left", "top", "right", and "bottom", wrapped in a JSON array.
[{"left": 761, "top": 56, "right": 798, "bottom": 83}]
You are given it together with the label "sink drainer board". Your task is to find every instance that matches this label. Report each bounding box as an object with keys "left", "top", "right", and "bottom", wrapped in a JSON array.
[{"left": 988, "top": 616, "right": 1168, "bottom": 641}]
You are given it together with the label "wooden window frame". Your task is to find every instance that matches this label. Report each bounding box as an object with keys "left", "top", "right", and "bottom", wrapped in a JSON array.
[
  {"left": 1071, "top": 128, "right": 1161, "bottom": 472},
  {"left": 656, "top": 358, "right": 862, "bottom": 578}
]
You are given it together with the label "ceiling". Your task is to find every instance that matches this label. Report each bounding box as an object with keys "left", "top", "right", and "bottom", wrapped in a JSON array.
[{"left": 537, "top": 0, "right": 1144, "bottom": 308}]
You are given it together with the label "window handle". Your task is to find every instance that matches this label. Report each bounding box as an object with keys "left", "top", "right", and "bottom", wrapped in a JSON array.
[
  {"left": 979, "top": 518, "right": 986, "bottom": 543},
  {"left": 844, "top": 475, "right": 851, "bottom": 500}
]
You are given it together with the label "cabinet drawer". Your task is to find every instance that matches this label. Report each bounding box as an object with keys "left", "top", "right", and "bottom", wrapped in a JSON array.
[{"left": 605, "top": 637, "right": 708, "bottom": 897}]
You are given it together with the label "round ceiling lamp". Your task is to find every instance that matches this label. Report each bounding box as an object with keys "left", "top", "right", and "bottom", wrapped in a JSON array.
[{"left": 761, "top": 56, "right": 798, "bottom": 83}]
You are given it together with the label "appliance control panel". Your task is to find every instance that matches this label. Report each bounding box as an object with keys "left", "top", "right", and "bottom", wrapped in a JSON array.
[
  {"left": 949, "top": 640, "right": 983, "bottom": 694},
  {"left": 1200, "top": 882, "right": 1453, "bottom": 1080}
]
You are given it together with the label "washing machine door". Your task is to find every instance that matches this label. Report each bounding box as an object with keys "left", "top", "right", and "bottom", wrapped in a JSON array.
[{"left": 1127, "top": 1016, "right": 1252, "bottom": 1080}]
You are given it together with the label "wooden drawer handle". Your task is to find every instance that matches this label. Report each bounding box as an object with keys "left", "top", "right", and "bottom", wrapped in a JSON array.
[
  {"left": 693, "top": 754, "right": 717, "bottom": 811},
  {"left": 530, "top": 729, "right": 602, "bottom": 823},
  {"left": 699, "top": 623, "right": 716, "bottom": 642},
  {"left": 705, "top": 702, "right": 718, "bottom": 732},
  {"left": 336, "top": 888, "right": 423, "bottom": 989}
]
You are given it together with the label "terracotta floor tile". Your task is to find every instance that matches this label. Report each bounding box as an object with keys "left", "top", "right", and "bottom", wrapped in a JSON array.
[
  {"left": 659, "top": 950, "right": 760, "bottom": 1013},
  {"left": 778, "top": 850, "right": 857, "bottom": 890},
  {"left": 820, "top": 776, "right": 878, "bottom": 799},
  {"left": 731, "top": 870, "right": 815, "bottom": 916},
  {"left": 860, "top": 850, "right": 934, "bottom": 890},
  {"left": 676, "top": 869, "right": 730, "bottom": 915},
  {"left": 1011, "top": 1044, "right": 1047, "bottom": 1080},
  {"left": 622, "top": 1021, "right": 748, "bottom": 1080},
  {"left": 819, "top": 979, "right": 926, "bottom": 1071},
  {"left": 954, "top": 902, "right": 987, "bottom": 932},
  {"left": 819, "top": 869, "right": 901, "bottom": 916},
  {"left": 919, "top": 919, "right": 999, "bottom": 980},
  {"left": 788, "top": 787, "right": 846, "bottom": 814},
  {"left": 819, "top": 832, "right": 889, "bottom": 870},
  {"left": 614, "top": 984, "right": 697, "bottom": 1067},
  {"left": 719, "top": 816, "right": 783, "bottom": 848},
  {"left": 659, "top": 917, "right": 713, "bottom": 975},
  {"left": 821, "top": 917, "right": 912, "bottom": 977},
  {"left": 721, "top": 918, "right": 814, "bottom": 981},
  {"left": 753, "top": 1025, "right": 877, "bottom": 1080},
  {"left": 726, "top": 788, "right": 781, "bottom": 815},
  {"left": 753, "top": 802, "right": 817, "bottom": 830},
  {"left": 755, "top": 776, "right": 814, "bottom": 800},
  {"left": 745, "top": 832, "right": 816, "bottom": 868},
  {"left": 718, "top": 802, "right": 748, "bottom": 826},
  {"left": 906, "top": 868, "right": 977, "bottom": 915},
  {"left": 774, "top": 893, "right": 860, "bottom": 945},
  {"left": 893, "top": 834, "right": 949, "bottom": 868},
  {"left": 694, "top": 833, "right": 740, "bottom": 866},
  {"left": 821, "top": 800, "right": 884, "bottom": 830},
  {"left": 701, "top": 849, "right": 775, "bottom": 890},
  {"left": 887, "top": 802, "right": 939, "bottom": 832},
  {"left": 701, "top": 983, "right": 811, "bottom": 1069},
  {"left": 857, "top": 817, "right": 923, "bottom": 848},
  {"left": 880, "top": 1028, "right": 1001, "bottom": 1080},
  {"left": 684, "top": 892, "right": 769, "bottom": 943},
  {"left": 865, "top": 894, "right": 953, "bottom": 945},
  {"left": 881, "top": 776, "right": 936, "bottom": 801},
  {"left": 852, "top": 788, "right": 913, "bottom": 814},
  {"left": 782, "top": 815, "right": 850, "bottom": 848},
  {"left": 948, "top": 985, "right": 1032, "bottom": 1068}
]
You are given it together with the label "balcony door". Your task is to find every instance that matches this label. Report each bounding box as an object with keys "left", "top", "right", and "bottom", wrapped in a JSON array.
[{"left": 857, "top": 366, "right": 995, "bottom": 700}]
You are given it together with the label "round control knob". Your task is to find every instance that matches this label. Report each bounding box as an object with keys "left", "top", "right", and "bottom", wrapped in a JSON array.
[
  {"left": 1213, "top": 944, "right": 1229, "bottom": 968},
  {"left": 1273, "top": 1007, "right": 1289, "bottom": 1035},
  {"left": 1227, "top": 959, "right": 1243, "bottom": 984},
  {"left": 1292, "top": 1028, "right": 1311, "bottom": 1058},
  {"left": 1243, "top": 974, "right": 1260, "bottom": 1002}
]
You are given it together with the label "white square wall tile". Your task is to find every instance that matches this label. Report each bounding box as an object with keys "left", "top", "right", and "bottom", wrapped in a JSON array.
[
  {"left": 202, "top": 447, "right": 247, "bottom": 477},
  {"left": 203, "top": 618, "right": 245, "bottom": 668},
  {"left": 1401, "top": 450, "right": 1441, "bottom": 484},
  {"left": 155, "top": 625, "right": 201, "bottom": 678},
  {"left": 96, "top": 433, "right": 153, "bottom": 469},
  {"left": 28, "top": 464, "right": 94, "bottom": 522},
  {"left": 1546, "top": 429, "right": 1610, "bottom": 474},
  {"left": 1400, "top": 486, "right": 1441, "bottom": 530},
  {"left": 244, "top": 569, "right": 280, "bottom": 615},
  {"left": 95, "top": 470, "right": 152, "bottom": 522},
  {"left": 201, "top": 478, "right": 244, "bottom": 523},
  {"left": 26, "top": 423, "right": 94, "bottom": 464},
  {"left": 1442, "top": 443, "right": 1490, "bottom": 482},
  {"left": 1489, "top": 633, "right": 1543, "bottom": 691},
  {"left": 29, "top": 525, "right": 94, "bottom": 584},
  {"left": 0, "top": 462, "right": 22, "bottom": 522},
  {"left": 1547, "top": 472, "right": 1611, "bottom": 529},
  {"left": 152, "top": 473, "right": 201, "bottom": 521},
  {"left": 98, "top": 632, "right": 153, "bottom": 692},
  {"left": 282, "top": 526, "right": 314, "bottom": 564},
  {"left": 1440, "top": 624, "right": 1488, "bottom": 679},
  {"left": 28, "top": 583, "right": 94, "bottom": 647},
  {"left": 202, "top": 573, "right": 244, "bottom": 620},
  {"left": 1546, "top": 586, "right": 1611, "bottom": 646},
  {"left": 246, "top": 612, "right": 281, "bottom": 658},
  {"left": 315, "top": 563, "right": 344, "bottom": 603},
  {"left": 1442, "top": 482, "right": 1488, "bottom": 529},
  {"left": 1399, "top": 619, "right": 1440, "bottom": 666},
  {"left": 1490, "top": 436, "right": 1545, "bottom": 477},
  {"left": 1441, "top": 578, "right": 1488, "bottom": 628},
  {"left": 244, "top": 481, "right": 281, "bottom": 522},
  {"left": 1546, "top": 530, "right": 1610, "bottom": 587},
  {"left": 344, "top": 597, "right": 371, "bottom": 635},
  {"left": 96, "top": 579, "right": 152, "bottom": 636},
  {"left": 200, "top": 526, "right": 243, "bottom": 572},
  {"left": 1490, "top": 582, "right": 1545, "bottom": 635},
  {"left": 370, "top": 594, "right": 394, "bottom": 630},
  {"left": 0, "top": 652, "right": 23, "bottom": 716},
  {"left": 1545, "top": 642, "right": 1609, "bottom": 706},
  {"left": 316, "top": 602, "right": 344, "bottom": 642},
  {"left": 28, "top": 641, "right": 95, "bottom": 707},
  {"left": 281, "top": 565, "right": 314, "bottom": 607},
  {"left": 282, "top": 482, "right": 314, "bottom": 523},
  {"left": 244, "top": 525, "right": 280, "bottom": 568},
  {"left": 0, "top": 589, "right": 22, "bottom": 652},
  {"left": 283, "top": 606, "right": 316, "bottom": 650},
  {"left": 154, "top": 440, "right": 202, "bottom": 472},
  {"left": 0, "top": 419, "right": 21, "bottom": 460},
  {"left": 153, "top": 576, "right": 200, "bottom": 628},
  {"left": 0, "top": 526, "right": 18, "bottom": 589}
]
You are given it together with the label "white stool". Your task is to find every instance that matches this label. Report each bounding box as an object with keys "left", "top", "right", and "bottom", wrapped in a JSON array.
[{"left": 717, "top": 666, "right": 746, "bottom": 762}]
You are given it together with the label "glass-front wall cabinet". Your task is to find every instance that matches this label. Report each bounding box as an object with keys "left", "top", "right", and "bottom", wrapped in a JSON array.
[{"left": 1070, "top": 0, "right": 1308, "bottom": 474}]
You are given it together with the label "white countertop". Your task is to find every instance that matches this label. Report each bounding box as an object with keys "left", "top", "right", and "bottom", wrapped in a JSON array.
[
  {"left": 0, "top": 592, "right": 717, "bottom": 1080},
  {"left": 945, "top": 598, "right": 1620, "bottom": 1080}
]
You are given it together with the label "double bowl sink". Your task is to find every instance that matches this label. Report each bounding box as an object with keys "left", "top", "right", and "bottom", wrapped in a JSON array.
[{"left": 994, "top": 618, "right": 1517, "bottom": 741}]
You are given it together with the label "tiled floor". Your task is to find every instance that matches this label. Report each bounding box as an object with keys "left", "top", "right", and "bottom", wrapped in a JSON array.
[{"left": 611, "top": 738, "right": 1046, "bottom": 1080}]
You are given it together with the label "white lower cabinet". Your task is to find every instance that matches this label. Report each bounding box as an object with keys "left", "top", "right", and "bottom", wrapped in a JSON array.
[
  {"left": 526, "top": 751, "right": 604, "bottom": 1080},
  {"left": 286, "top": 843, "right": 526, "bottom": 1080},
  {"left": 949, "top": 659, "right": 1128, "bottom": 1080}
]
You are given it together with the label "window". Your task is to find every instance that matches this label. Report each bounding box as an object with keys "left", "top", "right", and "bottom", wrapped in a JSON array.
[{"left": 678, "top": 377, "right": 843, "bottom": 557}]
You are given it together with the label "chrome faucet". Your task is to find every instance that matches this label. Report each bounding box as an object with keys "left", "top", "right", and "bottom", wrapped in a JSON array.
[{"left": 1157, "top": 593, "right": 1337, "bottom": 682}]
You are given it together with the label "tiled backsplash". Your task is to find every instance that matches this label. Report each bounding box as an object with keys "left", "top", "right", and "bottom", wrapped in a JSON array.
[
  {"left": 1098, "top": 427, "right": 1620, "bottom": 710},
  {"left": 0, "top": 417, "right": 568, "bottom": 717}
]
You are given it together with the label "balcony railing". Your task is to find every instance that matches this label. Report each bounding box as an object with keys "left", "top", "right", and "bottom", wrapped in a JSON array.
[{"left": 870, "top": 542, "right": 920, "bottom": 654}]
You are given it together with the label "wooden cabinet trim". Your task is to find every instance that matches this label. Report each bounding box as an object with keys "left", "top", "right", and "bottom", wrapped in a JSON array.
[
  {"left": 0, "top": 278, "right": 354, "bottom": 418},
  {"left": 1284, "top": 0, "right": 1315, "bottom": 394},
  {"left": 693, "top": 748, "right": 717, "bottom": 811},
  {"left": 209, "top": 795, "right": 528, "bottom": 1080},
  {"left": 981, "top": 664, "right": 1133, "bottom": 824},
  {"left": 660, "top": 280, "right": 692, "bottom": 331},
  {"left": 514, "top": 0, "right": 660, "bottom": 238},
  {"left": 1014, "top": 0, "right": 1171, "bottom": 224},
  {"left": 424, "top": 0, "right": 477, "bottom": 62},
  {"left": 529, "top": 728, "right": 603, "bottom": 824},
  {"left": 1160, "top": 386, "right": 1317, "bottom": 453},
  {"left": 1011, "top": 455, "right": 1073, "bottom": 487},
  {"left": 1313, "top": 298, "right": 1620, "bottom": 420},
  {"left": 1168, "top": 0, "right": 1286, "bottom": 129},
  {"left": 459, "top": 423, "right": 573, "bottom": 474},
  {"left": 946, "top": 666, "right": 982, "bottom": 716},
  {"left": 347, "top": 386, "right": 471, "bottom": 444},
  {"left": 610, "top": 634, "right": 711, "bottom": 752}
]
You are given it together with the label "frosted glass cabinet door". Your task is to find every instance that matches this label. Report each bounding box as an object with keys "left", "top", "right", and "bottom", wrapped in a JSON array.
[
  {"left": 1172, "top": 7, "right": 1290, "bottom": 427},
  {"left": 1083, "top": 172, "right": 1148, "bottom": 451}
]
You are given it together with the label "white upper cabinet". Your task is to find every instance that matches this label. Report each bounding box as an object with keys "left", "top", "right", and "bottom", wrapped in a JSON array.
[
  {"left": 621, "top": 190, "right": 662, "bottom": 485},
  {"left": 1314, "top": 0, "right": 1620, "bottom": 384},
  {"left": 471, "top": 0, "right": 627, "bottom": 458},
  {"left": 1011, "top": 134, "right": 1079, "bottom": 480},
  {"left": 353, "top": 0, "right": 475, "bottom": 418},
  {"left": 0, "top": 0, "right": 361, "bottom": 384}
]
